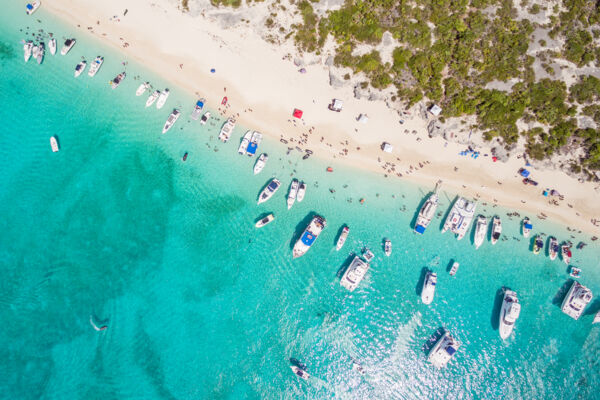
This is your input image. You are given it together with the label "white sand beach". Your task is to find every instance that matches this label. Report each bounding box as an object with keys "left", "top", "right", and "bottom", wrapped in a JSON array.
[{"left": 42, "top": 0, "right": 600, "bottom": 236}]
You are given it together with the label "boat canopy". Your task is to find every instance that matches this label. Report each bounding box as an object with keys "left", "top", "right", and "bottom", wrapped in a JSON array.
[
  {"left": 196, "top": 100, "right": 204, "bottom": 108},
  {"left": 247, "top": 142, "right": 257, "bottom": 154},
  {"left": 26, "top": 3, "right": 33, "bottom": 10},
  {"left": 267, "top": 181, "right": 279, "bottom": 190},
  {"left": 445, "top": 346, "right": 456, "bottom": 356},
  {"left": 301, "top": 232, "right": 316, "bottom": 246},
  {"left": 415, "top": 225, "right": 426, "bottom": 234},
  {"left": 524, "top": 222, "right": 533, "bottom": 229}
]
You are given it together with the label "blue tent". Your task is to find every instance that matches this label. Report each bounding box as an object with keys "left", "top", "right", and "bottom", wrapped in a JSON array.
[{"left": 519, "top": 168, "right": 530, "bottom": 177}]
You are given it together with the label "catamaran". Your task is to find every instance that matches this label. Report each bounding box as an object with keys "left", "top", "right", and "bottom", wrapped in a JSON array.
[
  {"left": 26, "top": 1, "right": 41, "bottom": 15},
  {"left": 190, "top": 99, "right": 205, "bottom": 120},
  {"left": 146, "top": 90, "right": 160, "bottom": 107},
  {"left": 421, "top": 271, "right": 437, "bottom": 305},
  {"left": 449, "top": 262, "right": 459, "bottom": 276},
  {"left": 415, "top": 187, "right": 440, "bottom": 234},
  {"left": 246, "top": 131, "right": 262, "bottom": 156},
  {"left": 156, "top": 89, "right": 170, "bottom": 109},
  {"left": 441, "top": 197, "right": 476, "bottom": 240},
  {"left": 60, "top": 38, "right": 76, "bottom": 55},
  {"left": 428, "top": 331, "right": 460, "bottom": 368},
  {"left": 296, "top": 182, "right": 306, "bottom": 202},
  {"left": 490, "top": 216, "right": 502, "bottom": 245},
  {"left": 162, "top": 109, "right": 180, "bottom": 134},
  {"left": 340, "top": 253, "right": 371, "bottom": 291},
  {"left": 384, "top": 239, "right": 391, "bottom": 256},
  {"left": 561, "top": 281, "right": 592, "bottom": 320},
  {"left": 290, "top": 366, "right": 310, "bottom": 380},
  {"left": 533, "top": 235, "right": 543, "bottom": 255},
  {"left": 561, "top": 243, "right": 572, "bottom": 265},
  {"left": 473, "top": 215, "right": 487, "bottom": 249},
  {"left": 50, "top": 136, "right": 59, "bottom": 152},
  {"left": 255, "top": 214, "right": 274, "bottom": 228},
  {"left": 499, "top": 289, "right": 521, "bottom": 339},
  {"left": 292, "top": 215, "right": 326, "bottom": 258},
  {"left": 238, "top": 131, "right": 251, "bottom": 155},
  {"left": 548, "top": 237, "right": 559, "bottom": 260},
  {"left": 522, "top": 217, "right": 532, "bottom": 238},
  {"left": 199, "top": 112, "right": 211, "bottom": 125},
  {"left": 36, "top": 42, "right": 44, "bottom": 64},
  {"left": 48, "top": 38, "right": 56, "bottom": 55},
  {"left": 218, "top": 117, "right": 236, "bottom": 142},
  {"left": 253, "top": 154, "right": 268, "bottom": 175},
  {"left": 110, "top": 72, "right": 126, "bottom": 89},
  {"left": 23, "top": 41, "right": 33, "bottom": 62},
  {"left": 136, "top": 82, "right": 150, "bottom": 96},
  {"left": 87, "top": 56, "right": 104, "bottom": 77},
  {"left": 74, "top": 60, "right": 87, "bottom": 77},
  {"left": 287, "top": 179, "right": 299, "bottom": 210},
  {"left": 257, "top": 178, "right": 281, "bottom": 205},
  {"left": 336, "top": 226, "right": 349, "bottom": 251}
]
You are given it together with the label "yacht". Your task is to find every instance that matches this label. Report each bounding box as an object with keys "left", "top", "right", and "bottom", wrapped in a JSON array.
[
  {"left": 60, "top": 38, "right": 76, "bottom": 55},
  {"left": 473, "top": 215, "right": 487, "bottom": 249},
  {"left": 292, "top": 215, "right": 326, "bottom": 258},
  {"left": 257, "top": 178, "right": 281, "bottom": 205},
  {"left": 384, "top": 239, "right": 391, "bottom": 256},
  {"left": 287, "top": 179, "right": 299, "bottom": 210},
  {"left": 533, "top": 235, "right": 543, "bottom": 255},
  {"left": 336, "top": 226, "right": 349, "bottom": 251},
  {"left": 74, "top": 60, "right": 87, "bottom": 77},
  {"left": 255, "top": 214, "right": 274, "bottom": 228},
  {"left": 296, "top": 182, "right": 306, "bottom": 202},
  {"left": 146, "top": 90, "right": 160, "bottom": 107},
  {"left": 156, "top": 89, "right": 170, "bottom": 109},
  {"left": 48, "top": 38, "right": 56, "bottom": 55},
  {"left": 238, "top": 131, "right": 252, "bottom": 155},
  {"left": 428, "top": 331, "right": 460, "bottom": 368},
  {"left": 561, "top": 281, "right": 592, "bottom": 320},
  {"left": 36, "top": 42, "right": 44, "bottom": 64},
  {"left": 548, "top": 237, "right": 559, "bottom": 260},
  {"left": 593, "top": 310, "right": 600, "bottom": 324},
  {"left": 561, "top": 243, "right": 572, "bottom": 265},
  {"left": 522, "top": 217, "right": 532, "bottom": 238},
  {"left": 23, "top": 41, "right": 33, "bottom": 62},
  {"left": 218, "top": 117, "right": 236, "bottom": 142},
  {"left": 26, "top": 1, "right": 41, "bottom": 15},
  {"left": 199, "top": 112, "right": 211, "bottom": 125},
  {"left": 449, "top": 262, "right": 459, "bottom": 276},
  {"left": 87, "top": 56, "right": 104, "bottom": 77},
  {"left": 50, "top": 136, "right": 59, "bottom": 152},
  {"left": 441, "top": 197, "right": 476, "bottom": 240},
  {"left": 569, "top": 267, "right": 581, "bottom": 278},
  {"left": 421, "top": 271, "right": 437, "bottom": 305},
  {"left": 253, "top": 153, "right": 268, "bottom": 175},
  {"left": 110, "top": 72, "right": 126, "bottom": 89},
  {"left": 340, "top": 254, "right": 370, "bottom": 291},
  {"left": 190, "top": 99, "right": 205, "bottom": 120},
  {"left": 246, "top": 131, "right": 262, "bottom": 156},
  {"left": 162, "top": 109, "right": 180, "bottom": 134},
  {"left": 290, "top": 366, "right": 310, "bottom": 380},
  {"left": 490, "top": 216, "right": 502, "bottom": 244},
  {"left": 414, "top": 192, "right": 439, "bottom": 234},
  {"left": 136, "top": 82, "right": 150, "bottom": 96},
  {"left": 499, "top": 289, "right": 521, "bottom": 339}
]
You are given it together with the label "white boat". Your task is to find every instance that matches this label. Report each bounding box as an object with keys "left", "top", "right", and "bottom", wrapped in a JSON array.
[
  {"left": 533, "top": 235, "right": 543, "bottom": 255},
  {"left": 36, "top": 42, "right": 44, "bottom": 64},
  {"left": 136, "top": 82, "right": 150, "bottom": 96},
  {"left": 384, "top": 239, "right": 391, "bottom": 256},
  {"left": 253, "top": 153, "right": 268, "bottom": 175},
  {"left": 60, "top": 38, "right": 76, "bottom": 55},
  {"left": 146, "top": 90, "right": 160, "bottom": 107},
  {"left": 415, "top": 192, "right": 439, "bottom": 234},
  {"left": 352, "top": 361, "right": 365, "bottom": 375},
  {"left": 50, "top": 136, "right": 59, "bottom": 152},
  {"left": 257, "top": 178, "right": 281, "bottom": 205},
  {"left": 548, "top": 237, "right": 559, "bottom": 260},
  {"left": 449, "top": 262, "right": 459, "bottom": 276},
  {"left": 74, "top": 60, "right": 87, "bottom": 77},
  {"left": 363, "top": 249, "right": 375, "bottom": 263},
  {"left": 190, "top": 99, "right": 205, "bottom": 120},
  {"left": 569, "top": 267, "right": 581, "bottom": 278},
  {"left": 473, "top": 215, "right": 487, "bottom": 249},
  {"left": 561, "top": 243, "right": 572, "bottom": 265},
  {"left": 246, "top": 131, "right": 262, "bottom": 156},
  {"left": 32, "top": 44, "right": 39, "bottom": 61},
  {"left": 255, "top": 214, "right": 274, "bottom": 228},
  {"left": 428, "top": 331, "right": 460, "bottom": 368},
  {"left": 499, "top": 289, "right": 521, "bottom": 339},
  {"left": 162, "top": 109, "right": 180, "bottom": 134},
  {"left": 287, "top": 179, "right": 299, "bottom": 210},
  {"left": 110, "top": 72, "right": 126, "bottom": 89},
  {"left": 290, "top": 366, "right": 310, "bottom": 380},
  {"left": 218, "top": 117, "right": 236, "bottom": 142},
  {"left": 296, "top": 182, "right": 306, "bottom": 202},
  {"left": 421, "top": 271, "right": 437, "bottom": 305},
  {"left": 593, "top": 310, "right": 600, "bottom": 324},
  {"left": 156, "top": 89, "right": 170, "bottom": 109},
  {"left": 561, "top": 281, "right": 592, "bottom": 320},
  {"left": 199, "top": 112, "right": 211, "bottom": 125},
  {"left": 238, "top": 131, "right": 252, "bottom": 155},
  {"left": 441, "top": 197, "right": 476, "bottom": 240},
  {"left": 522, "top": 217, "right": 532, "bottom": 238},
  {"left": 336, "top": 226, "right": 349, "bottom": 251},
  {"left": 48, "top": 38, "right": 56, "bottom": 55},
  {"left": 87, "top": 56, "right": 104, "bottom": 77},
  {"left": 340, "top": 254, "right": 370, "bottom": 291},
  {"left": 23, "top": 41, "right": 33, "bottom": 62},
  {"left": 292, "top": 215, "right": 326, "bottom": 258},
  {"left": 490, "top": 216, "right": 502, "bottom": 245},
  {"left": 26, "top": 1, "right": 41, "bottom": 15}
]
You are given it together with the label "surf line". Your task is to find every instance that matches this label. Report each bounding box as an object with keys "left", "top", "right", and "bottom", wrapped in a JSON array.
[{"left": 90, "top": 315, "right": 108, "bottom": 331}]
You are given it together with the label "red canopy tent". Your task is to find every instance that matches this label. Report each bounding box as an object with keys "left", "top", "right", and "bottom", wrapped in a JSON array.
[{"left": 293, "top": 108, "right": 303, "bottom": 118}]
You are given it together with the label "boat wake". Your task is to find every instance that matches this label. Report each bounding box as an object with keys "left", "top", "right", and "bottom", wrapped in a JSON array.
[{"left": 89, "top": 315, "right": 108, "bottom": 331}]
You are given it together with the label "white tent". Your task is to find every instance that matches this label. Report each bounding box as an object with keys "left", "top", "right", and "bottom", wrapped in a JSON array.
[
  {"left": 382, "top": 142, "right": 393, "bottom": 153},
  {"left": 329, "top": 99, "right": 343, "bottom": 112},
  {"left": 357, "top": 113, "right": 368, "bottom": 123},
  {"left": 429, "top": 104, "right": 442, "bottom": 116}
]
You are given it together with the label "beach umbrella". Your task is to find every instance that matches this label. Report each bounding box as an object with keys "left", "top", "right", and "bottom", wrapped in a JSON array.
[{"left": 293, "top": 109, "right": 303, "bottom": 118}]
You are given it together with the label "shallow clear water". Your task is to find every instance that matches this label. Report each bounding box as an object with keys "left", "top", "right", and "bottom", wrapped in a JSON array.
[{"left": 1, "top": 3, "right": 600, "bottom": 399}]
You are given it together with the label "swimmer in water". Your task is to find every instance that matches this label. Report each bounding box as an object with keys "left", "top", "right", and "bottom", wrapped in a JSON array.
[{"left": 90, "top": 315, "right": 108, "bottom": 331}]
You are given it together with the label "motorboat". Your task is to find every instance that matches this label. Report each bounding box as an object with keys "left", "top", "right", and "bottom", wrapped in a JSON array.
[
  {"left": 162, "top": 109, "right": 180, "bottom": 134},
  {"left": 533, "top": 236, "right": 543, "bottom": 255},
  {"left": 74, "top": 60, "right": 87, "bottom": 77},
  {"left": 290, "top": 366, "right": 310, "bottom": 380},
  {"left": 569, "top": 267, "right": 581, "bottom": 278},
  {"left": 257, "top": 178, "right": 281, "bottom": 205},
  {"left": 24, "top": 41, "right": 33, "bottom": 62},
  {"left": 296, "top": 182, "right": 306, "bottom": 202},
  {"left": 87, "top": 56, "right": 104, "bottom": 77},
  {"left": 441, "top": 197, "right": 476, "bottom": 240},
  {"left": 490, "top": 216, "right": 502, "bottom": 245},
  {"left": 26, "top": 1, "right": 41, "bottom": 15},
  {"left": 561, "top": 281, "right": 592, "bottom": 320},
  {"left": 414, "top": 192, "right": 439, "bottom": 234},
  {"left": 60, "top": 38, "right": 76, "bottom": 55},
  {"left": 561, "top": 243, "right": 572, "bottom": 265},
  {"left": 218, "top": 117, "right": 236, "bottom": 142},
  {"left": 384, "top": 239, "right": 391, "bottom": 256},
  {"left": 421, "top": 271, "right": 437, "bottom": 305},
  {"left": 292, "top": 215, "right": 326, "bottom": 258},
  {"left": 548, "top": 237, "right": 559, "bottom": 260},
  {"left": 336, "top": 226, "right": 349, "bottom": 251},
  {"left": 253, "top": 153, "right": 268, "bottom": 175},
  {"left": 522, "top": 217, "right": 532, "bottom": 238},
  {"left": 428, "top": 331, "right": 460, "bottom": 368},
  {"left": 499, "top": 289, "right": 521, "bottom": 339},
  {"left": 146, "top": 90, "right": 160, "bottom": 107},
  {"left": 32, "top": 44, "right": 39, "bottom": 61},
  {"left": 50, "top": 136, "right": 59, "bottom": 152},
  {"left": 352, "top": 361, "right": 365, "bottom": 375},
  {"left": 255, "top": 214, "right": 275, "bottom": 228},
  {"left": 156, "top": 89, "right": 170, "bottom": 109},
  {"left": 246, "top": 131, "right": 262, "bottom": 157},
  {"left": 110, "top": 72, "right": 126, "bottom": 89},
  {"left": 238, "top": 131, "right": 252, "bottom": 155},
  {"left": 287, "top": 179, "right": 299, "bottom": 210},
  {"left": 449, "top": 262, "right": 459, "bottom": 276},
  {"left": 473, "top": 215, "right": 487, "bottom": 249},
  {"left": 48, "top": 38, "right": 56, "bottom": 55},
  {"left": 190, "top": 99, "right": 205, "bottom": 120},
  {"left": 340, "top": 254, "right": 370, "bottom": 291},
  {"left": 199, "top": 112, "right": 211, "bottom": 125},
  {"left": 136, "top": 82, "right": 150, "bottom": 96},
  {"left": 36, "top": 42, "right": 44, "bottom": 64},
  {"left": 363, "top": 249, "right": 375, "bottom": 263}
]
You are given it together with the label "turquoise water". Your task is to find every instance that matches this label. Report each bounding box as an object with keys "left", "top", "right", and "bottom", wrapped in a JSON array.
[{"left": 1, "top": 3, "right": 600, "bottom": 399}]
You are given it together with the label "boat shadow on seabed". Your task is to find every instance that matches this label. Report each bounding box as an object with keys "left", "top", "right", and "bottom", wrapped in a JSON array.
[
  {"left": 414, "top": 267, "right": 429, "bottom": 297},
  {"left": 288, "top": 212, "right": 319, "bottom": 251},
  {"left": 552, "top": 279, "right": 575, "bottom": 307},
  {"left": 490, "top": 287, "right": 505, "bottom": 331},
  {"left": 336, "top": 253, "right": 358, "bottom": 279}
]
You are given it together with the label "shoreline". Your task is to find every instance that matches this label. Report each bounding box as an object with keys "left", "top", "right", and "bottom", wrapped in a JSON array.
[{"left": 40, "top": 0, "right": 600, "bottom": 236}]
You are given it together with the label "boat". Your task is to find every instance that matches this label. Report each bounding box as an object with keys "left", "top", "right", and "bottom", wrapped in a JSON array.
[
  {"left": 569, "top": 267, "right": 581, "bottom": 278},
  {"left": 246, "top": 131, "right": 262, "bottom": 156},
  {"left": 36, "top": 42, "right": 44, "bottom": 64},
  {"left": 292, "top": 215, "right": 326, "bottom": 258},
  {"left": 340, "top": 254, "right": 370, "bottom": 291},
  {"left": 490, "top": 216, "right": 502, "bottom": 245},
  {"left": 336, "top": 226, "right": 349, "bottom": 251},
  {"left": 221, "top": 96, "right": 228, "bottom": 105},
  {"left": 548, "top": 237, "right": 559, "bottom": 260},
  {"left": 199, "top": 112, "right": 211, "bottom": 125},
  {"left": 257, "top": 178, "right": 281, "bottom": 205},
  {"left": 110, "top": 72, "right": 126, "bottom": 89},
  {"left": 499, "top": 289, "right": 521, "bottom": 339},
  {"left": 74, "top": 60, "right": 87, "bottom": 77},
  {"left": 182, "top": 152, "right": 188, "bottom": 161},
  {"left": 87, "top": 56, "right": 104, "bottom": 77},
  {"left": 287, "top": 179, "right": 299, "bottom": 210},
  {"left": 533, "top": 236, "right": 543, "bottom": 255},
  {"left": 414, "top": 192, "right": 439, "bottom": 234},
  {"left": 522, "top": 217, "right": 532, "bottom": 238},
  {"left": 48, "top": 38, "right": 56, "bottom": 55},
  {"left": 384, "top": 239, "right": 391, "bottom": 256},
  {"left": 473, "top": 215, "right": 488, "bottom": 249},
  {"left": 255, "top": 214, "right": 275, "bottom": 228},
  {"left": 441, "top": 197, "right": 476, "bottom": 240},
  {"left": 60, "top": 38, "right": 76, "bottom": 55},
  {"left": 561, "top": 281, "right": 592, "bottom": 320},
  {"left": 593, "top": 310, "right": 600, "bottom": 324},
  {"left": 352, "top": 361, "right": 365, "bottom": 375},
  {"left": 363, "top": 248, "right": 375, "bottom": 263},
  {"left": 449, "top": 262, "right": 459, "bottom": 276},
  {"left": 428, "top": 331, "right": 460, "bottom": 368},
  {"left": 421, "top": 271, "right": 437, "bottom": 305},
  {"left": 296, "top": 182, "right": 306, "bottom": 202},
  {"left": 156, "top": 88, "right": 170, "bottom": 109},
  {"left": 50, "top": 136, "right": 59, "bottom": 152},
  {"left": 26, "top": 1, "right": 41, "bottom": 15},
  {"left": 146, "top": 90, "right": 160, "bottom": 107},
  {"left": 162, "top": 109, "right": 180, "bottom": 134},
  {"left": 238, "top": 131, "right": 252, "bottom": 155},
  {"left": 32, "top": 44, "right": 39, "bottom": 61},
  {"left": 253, "top": 153, "right": 268, "bottom": 175},
  {"left": 136, "top": 82, "right": 150, "bottom": 96},
  {"left": 561, "top": 243, "right": 572, "bottom": 265},
  {"left": 290, "top": 366, "right": 309, "bottom": 380},
  {"left": 190, "top": 99, "right": 205, "bottom": 120},
  {"left": 23, "top": 41, "right": 33, "bottom": 62},
  {"left": 218, "top": 117, "right": 236, "bottom": 142}
]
